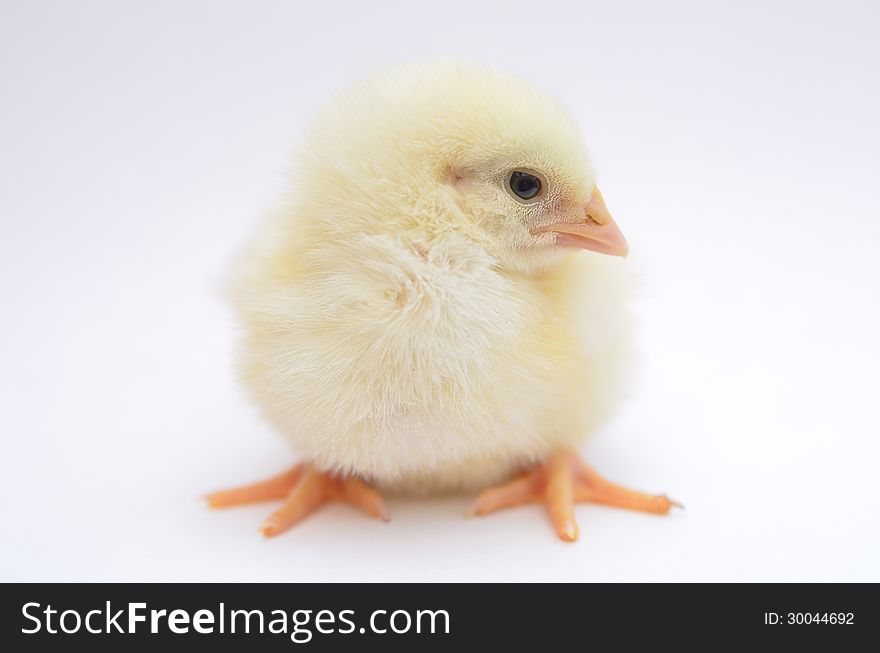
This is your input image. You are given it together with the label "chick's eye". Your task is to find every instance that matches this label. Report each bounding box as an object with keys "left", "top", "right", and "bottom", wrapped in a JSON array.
[{"left": 509, "top": 171, "right": 542, "bottom": 200}]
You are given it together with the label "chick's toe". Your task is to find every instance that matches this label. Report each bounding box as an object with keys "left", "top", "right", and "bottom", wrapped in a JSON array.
[
  {"left": 469, "top": 450, "right": 680, "bottom": 542},
  {"left": 206, "top": 464, "right": 389, "bottom": 538}
]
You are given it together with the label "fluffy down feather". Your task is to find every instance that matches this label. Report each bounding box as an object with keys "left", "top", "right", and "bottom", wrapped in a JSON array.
[{"left": 227, "top": 62, "right": 634, "bottom": 494}]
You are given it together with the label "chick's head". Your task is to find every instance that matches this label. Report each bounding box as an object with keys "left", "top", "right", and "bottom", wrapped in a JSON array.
[{"left": 299, "top": 62, "right": 627, "bottom": 275}]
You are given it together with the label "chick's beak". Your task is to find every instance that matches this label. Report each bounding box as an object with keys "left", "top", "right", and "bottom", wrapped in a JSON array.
[{"left": 531, "top": 187, "right": 629, "bottom": 257}]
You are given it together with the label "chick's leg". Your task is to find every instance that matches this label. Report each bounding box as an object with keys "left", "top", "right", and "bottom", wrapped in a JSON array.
[
  {"left": 206, "top": 464, "right": 389, "bottom": 537},
  {"left": 469, "top": 449, "right": 679, "bottom": 542}
]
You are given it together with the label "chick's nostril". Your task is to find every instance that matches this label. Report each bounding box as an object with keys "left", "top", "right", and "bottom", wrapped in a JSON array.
[
  {"left": 585, "top": 205, "right": 608, "bottom": 226},
  {"left": 584, "top": 187, "right": 612, "bottom": 226}
]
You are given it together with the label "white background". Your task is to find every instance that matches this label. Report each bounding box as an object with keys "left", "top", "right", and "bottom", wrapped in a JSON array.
[{"left": 1, "top": 0, "right": 878, "bottom": 582}]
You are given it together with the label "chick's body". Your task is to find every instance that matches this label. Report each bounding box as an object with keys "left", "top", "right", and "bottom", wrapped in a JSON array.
[{"left": 228, "top": 63, "right": 633, "bottom": 495}]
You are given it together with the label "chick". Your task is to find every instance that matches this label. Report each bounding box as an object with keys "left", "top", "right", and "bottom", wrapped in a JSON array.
[{"left": 207, "top": 62, "right": 678, "bottom": 541}]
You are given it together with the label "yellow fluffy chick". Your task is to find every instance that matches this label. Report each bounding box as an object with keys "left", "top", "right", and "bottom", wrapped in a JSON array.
[{"left": 207, "top": 61, "right": 678, "bottom": 541}]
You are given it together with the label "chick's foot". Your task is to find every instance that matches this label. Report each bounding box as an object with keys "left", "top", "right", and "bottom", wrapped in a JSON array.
[
  {"left": 206, "top": 463, "right": 389, "bottom": 538},
  {"left": 468, "top": 450, "right": 680, "bottom": 542}
]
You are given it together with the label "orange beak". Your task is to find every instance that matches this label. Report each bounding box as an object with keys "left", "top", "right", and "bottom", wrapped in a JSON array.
[{"left": 531, "top": 187, "right": 629, "bottom": 257}]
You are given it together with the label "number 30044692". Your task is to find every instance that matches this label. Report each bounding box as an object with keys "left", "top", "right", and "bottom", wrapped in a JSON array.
[{"left": 764, "top": 613, "right": 854, "bottom": 625}]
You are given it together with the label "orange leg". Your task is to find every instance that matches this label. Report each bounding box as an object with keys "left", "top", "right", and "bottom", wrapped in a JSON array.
[
  {"left": 206, "top": 464, "right": 389, "bottom": 538},
  {"left": 469, "top": 449, "right": 681, "bottom": 542}
]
